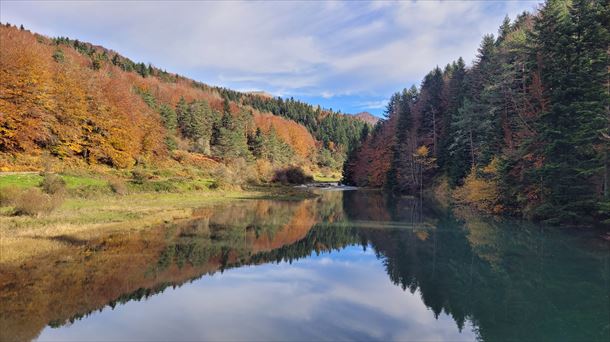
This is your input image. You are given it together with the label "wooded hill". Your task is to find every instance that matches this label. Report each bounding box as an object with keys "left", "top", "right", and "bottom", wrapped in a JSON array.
[
  {"left": 343, "top": 0, "right": 609, "bottom": 225},
  {"left": 0, "top": 24, "right": 368, "bottom": 174}
]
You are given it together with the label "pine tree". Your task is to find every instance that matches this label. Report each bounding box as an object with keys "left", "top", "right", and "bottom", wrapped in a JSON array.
[
  {"left": 386, "top": 86, "right": 418, "bottom": 193},
  {"left": 442, "top": 58, "right": 468, "bottom": 185},
  {"left": 248, "top": 128, "right": 266, "bottom": 159},
  {"left": 159, "top": 104, "right": 177, "bottom": 131},
  {"left": 418, "top": 67, "right": 445, "bottom": 156},
  {"left": 530, "top": 0, "right": 608, "bottom": 223},
  {"left": 213, "top": 110, "right": 252, "bottom": 160},
  {"left": 176, "top": 97, "right": 191, "bottom": 140}
]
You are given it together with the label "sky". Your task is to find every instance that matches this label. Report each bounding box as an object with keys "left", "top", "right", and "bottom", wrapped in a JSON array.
[{"left": 1, "top": 0, "right": 540, "bottom": 116}]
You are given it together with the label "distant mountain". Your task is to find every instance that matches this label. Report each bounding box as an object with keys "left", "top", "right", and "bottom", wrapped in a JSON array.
[
  {"left": 352, "top": 112, "right": 380, "bottom": 125},
  {"left": 246, "top": 91, "right": 274, "bottom": 98}
]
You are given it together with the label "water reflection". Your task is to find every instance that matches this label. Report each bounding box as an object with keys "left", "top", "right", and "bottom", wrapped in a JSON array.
[{"left": 0, "top": 191, "right": 607, "bottom": 341}]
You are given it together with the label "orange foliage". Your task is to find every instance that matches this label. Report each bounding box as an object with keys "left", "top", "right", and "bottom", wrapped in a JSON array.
[
  {"left": 0, "top": 26, "right": 165, "bottom": 169},
  {"left": 253, "top": 113, "right": 316, "bottom": 158},
  {"left": 0, "top": 26, "right": 318, "bottom": 170},
  {"left": 347, "top": 116, "right": 396, "bottom": 187}
]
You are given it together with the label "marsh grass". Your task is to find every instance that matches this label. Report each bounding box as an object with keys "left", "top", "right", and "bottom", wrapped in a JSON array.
[
  {"left": 0, "top": 169, "right": 312, "bottom": 264},
  {"left": 13, "top": 188, "right": 64, "bottom": 216},
  {"left": 0, "top": 189, "right": 270, "bottom": 264}
]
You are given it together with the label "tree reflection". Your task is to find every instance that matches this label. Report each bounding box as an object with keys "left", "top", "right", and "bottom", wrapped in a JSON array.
[{"left": 0, "top": 191, "right": 607, "bottom": 342}]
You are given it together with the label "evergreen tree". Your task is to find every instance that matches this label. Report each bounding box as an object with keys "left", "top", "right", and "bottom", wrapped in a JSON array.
[
  {"left": 418, "top": 67, "right": 445, "bottom": 156},
  {"left": 442, "top": 58, "right": 468, "bottom": 185},
  {"left": 529, "top": 0, "right": 608, "bottom": 223},
  {"left": 213, "top": 110, "right": 252, "bottom": 160},
  {"left": 248, "top": 128, "right": 266, "bottom": 159},
  {"left": 386, "top": 86, "right": 418, "bottom": 193},
  {"left": 159, "top": 104, "right": 177, "bottom": 131},
  {"left": 176, "top": 97, "right": 189, "bottom": 135}
]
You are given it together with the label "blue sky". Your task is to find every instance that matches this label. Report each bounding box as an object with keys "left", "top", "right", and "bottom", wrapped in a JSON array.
[{"left": 1, "top": 1, "right": 539, "bottom": 116}]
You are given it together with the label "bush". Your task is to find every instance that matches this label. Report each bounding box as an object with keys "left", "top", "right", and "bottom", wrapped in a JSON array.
[
  {"left": 0, "top": 186, "right": 21, "bottom": 207},
  {"left": 40, "top": 173, "right": 66, "bottom": 194},
  {"left": 210, "top": 164, "right": 241, "bottom": 190},
  {"left": 272, "top": 166, "right": 313, "bottom": 185},
  {"left": 255, "top": 159, "right": 274, "bottom": 183},
  {"left": 453, "top": 159, "right": 502, "bottom": 214},
  {"left": 210, "top": 158, "right": 257, "bottom": 189},
  {"left": 131, "top": 169, "right": 150, "bottom": 184},
  {"left": 13, "top": 188, "right": 63, "bottom": 216},
  {"left": 109, "top": 179, "right": 128, "bottom": 195},
  {"left": 133, "top": 180, "right": 179, "bottom": 192}
]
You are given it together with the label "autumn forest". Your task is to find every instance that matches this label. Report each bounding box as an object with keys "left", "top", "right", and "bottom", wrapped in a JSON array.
[
  {"left": 1, "top": 1, "right": 609, "bottom": 341},
  {"left": 1, "top": 0, "right": 608, "bottom": 227},
  {"left": 344, "top": 0, "right": 609, "bottom": 225}
]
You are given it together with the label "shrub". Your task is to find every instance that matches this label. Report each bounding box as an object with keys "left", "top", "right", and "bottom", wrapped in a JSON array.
[
  {"left": 40, "top": 173, "right": 66, "bottom": 194},
  {"left": 210, "top": 164, "right": 240, "bottom": 190},
  {"left": 210, "top": 158, "right": 257, "bottom": 189},
  {"left": 0, "top": 186, "right": 21, "bottom": 207},
  {"left": 13, "top": 188, "right": 63, "bottom": 216},
  {"left": 131, "top": 169, "right": 150, "bottom": 184},
  {"left": 148, "top": 180, "right": 179, "bottom": 192},
  {"left": 132, "top": 180, "right": 179, "bottom": 192},
  {"left": 52, "top": 49, "right": 64, "bottom": 62},
  {"left": 109, "top": 179, "right": 128, "bottom": 195},
  {"left": 255, "top": 159, "right": 274, "bottom": 183},
  {"left": 453, "top": 159, "right": 502, "bottom": 214},
  {"left": 272, "top": 166, "right": 313, "bottom": 185}
]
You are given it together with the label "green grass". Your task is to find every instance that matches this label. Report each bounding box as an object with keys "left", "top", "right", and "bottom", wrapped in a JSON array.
[
  {"left": 0, "top": 173, "right": 43, "bottom": 188},
  {"left": 61, "top": 174, "right": 107, "bottom": 188},
  {"left": 0, "top": 173, "right": 107, "bottom": 190},
  {"left": 0, "top": 173, "right": 215, "bottom": 195}
]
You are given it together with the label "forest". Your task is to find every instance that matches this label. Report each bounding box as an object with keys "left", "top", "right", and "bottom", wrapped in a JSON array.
[
  {"left": 0, "top": 24, "right": 367, "bottom": 180},
  {"left": 343, "top": 0, "right": 609, "bottom": 225}
]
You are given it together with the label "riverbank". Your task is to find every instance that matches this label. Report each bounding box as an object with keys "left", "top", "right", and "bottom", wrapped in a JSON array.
[{"left": 0, "top": 171, "right": 315, "bottom": 265}]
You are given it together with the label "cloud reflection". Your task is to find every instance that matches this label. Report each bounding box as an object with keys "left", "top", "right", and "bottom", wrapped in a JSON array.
[{"left": 37, "top": 246, "right": 475, "bottom": 341}]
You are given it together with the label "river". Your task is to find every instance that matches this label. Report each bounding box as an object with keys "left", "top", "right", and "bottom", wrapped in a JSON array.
[{"left": 1, "top": 189, "right": 608, "bottom": 341}]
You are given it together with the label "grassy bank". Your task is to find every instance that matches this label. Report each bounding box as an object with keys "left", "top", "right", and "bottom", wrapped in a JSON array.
[{"left": 0, "top": 172, "right": 314, "bottom": 265}]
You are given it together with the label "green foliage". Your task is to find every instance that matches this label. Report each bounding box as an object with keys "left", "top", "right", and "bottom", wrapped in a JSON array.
[
  {"left": 215, "top": 88, "right": 367, "bottom": 153},
  {"left": 248, "top": 128, "right": 294, "bottom": 164},
  {"left": 526, "top": 0, "right": 609, "bottom": 223},
  {"left": 159, "top": 104, "right": 177, "bottom": 131},
  {"left": 212, "top": 110, "right": 253, "bottom": 160},
  {"left": 344, "top": 0, "right": 609, "bottom": 225},
  {"left": 52, "top": 49, "right": 64, "bottom": 63},
  {"left": 386, "top": 87, "right": 417, "bottom": 193}
]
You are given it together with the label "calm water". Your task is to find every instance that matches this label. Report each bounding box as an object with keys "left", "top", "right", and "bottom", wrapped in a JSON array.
[{"left": 1, "top": 190, "right": 608, "bottom": 341}]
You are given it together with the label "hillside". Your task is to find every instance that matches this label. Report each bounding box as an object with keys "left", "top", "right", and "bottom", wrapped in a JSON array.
[
  {"left": 352, "top": 112, "right": 379, "bottom": 126},
  {"left": 343, "top": 1, "right": 609, "bottom": 225},
  {"left": 0, "top": 24, "right": 366, "bottom": 174}
]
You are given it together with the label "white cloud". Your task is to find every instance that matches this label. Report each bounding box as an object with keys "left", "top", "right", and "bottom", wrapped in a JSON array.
[
  {"left": 0, "top": 0, "right": 539, "bottom": 103},
  {"left": 358, "top": 100, "right": 388, "bottom": 110}
]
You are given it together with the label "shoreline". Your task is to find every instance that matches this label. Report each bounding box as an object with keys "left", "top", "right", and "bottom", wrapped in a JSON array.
[{"left": 0, "top": 181, "right": 315, "bottom": 265}]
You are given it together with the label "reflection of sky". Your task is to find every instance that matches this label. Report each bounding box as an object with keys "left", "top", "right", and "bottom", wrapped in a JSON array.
[{"left": 37, "top": 246, "right": 476, "bottom": 341}]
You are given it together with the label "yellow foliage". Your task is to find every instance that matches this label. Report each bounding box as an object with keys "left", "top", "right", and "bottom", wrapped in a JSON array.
[
  {"left": 414, "top": 145, "right": 430, "bottom": 158},
  {"left": 453, "top": 158, "right": 502, "bottom": 214}
]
